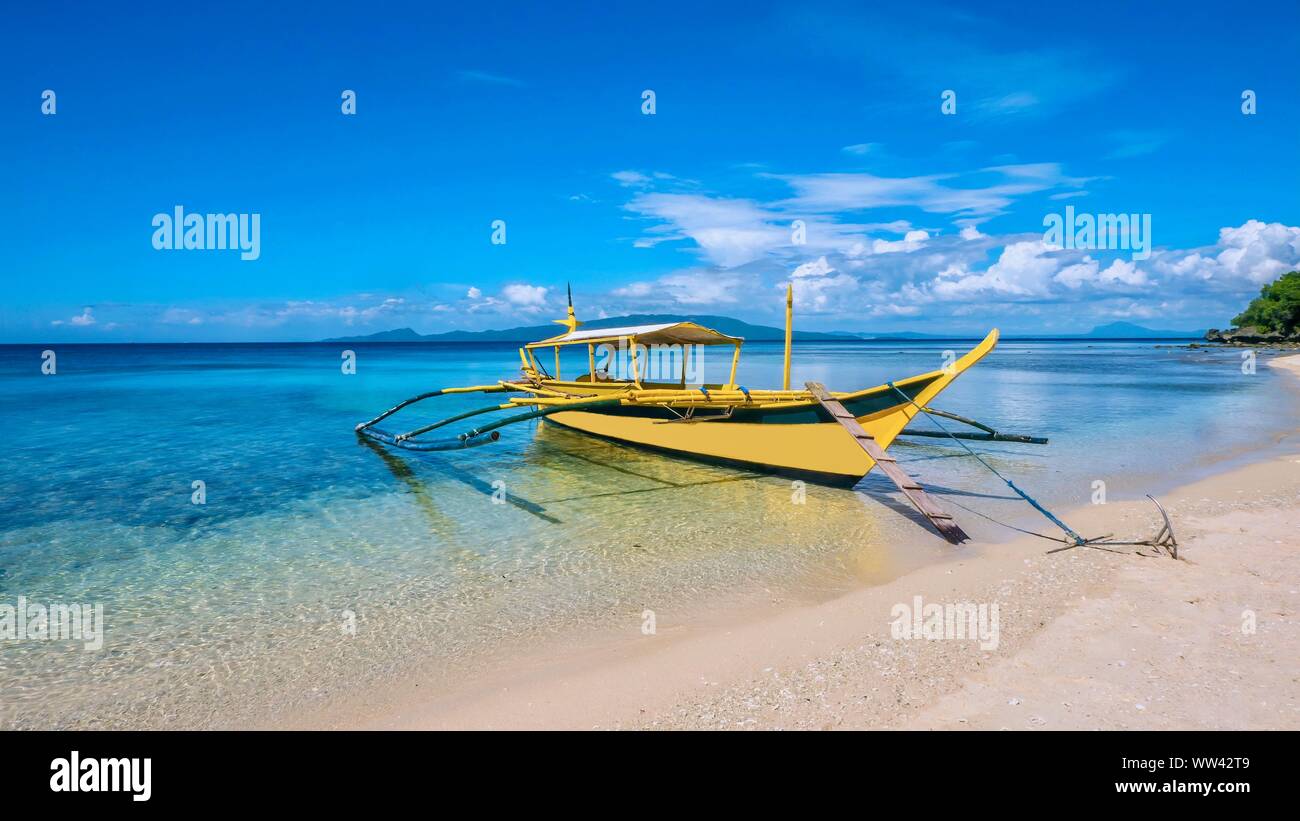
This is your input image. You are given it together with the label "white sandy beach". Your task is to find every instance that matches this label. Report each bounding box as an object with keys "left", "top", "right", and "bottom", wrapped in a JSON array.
[{"left": 306, "top": 355, "right": 1300, "bottom": 731}]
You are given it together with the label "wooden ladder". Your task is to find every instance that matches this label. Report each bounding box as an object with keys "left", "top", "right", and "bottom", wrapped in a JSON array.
[{"left": 806, "top": 381, "right": 970, "bottom": 545}]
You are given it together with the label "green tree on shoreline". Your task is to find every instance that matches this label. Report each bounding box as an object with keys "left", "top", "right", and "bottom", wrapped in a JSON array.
[{"left": 1232, "top": 271, "right": 1300, "bottom": 335}]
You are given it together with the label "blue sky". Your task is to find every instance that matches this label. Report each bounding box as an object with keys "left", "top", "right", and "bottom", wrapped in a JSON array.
[{"left": 3, "top": 0, "right": 1298, "bottom": 341}]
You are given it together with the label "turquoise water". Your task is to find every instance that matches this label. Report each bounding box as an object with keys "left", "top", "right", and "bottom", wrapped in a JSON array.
[{"left": 0, "top": 340, "right": 1295, "bottom": 727}]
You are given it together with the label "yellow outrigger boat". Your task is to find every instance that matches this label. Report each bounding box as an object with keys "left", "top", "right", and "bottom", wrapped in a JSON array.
[
  {"left": 356, "top": 287, "right": 1022, "bottom": 543},
  {"left": 512, "top": 327, "right": 1000, "bottom": 484},
  {"left": 356, "top": 286, "right": 1188, "bottom": 552}
]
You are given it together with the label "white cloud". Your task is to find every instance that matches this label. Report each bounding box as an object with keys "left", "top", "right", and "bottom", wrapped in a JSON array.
[
  {"left": 931, "top": 241, "right": 1058, "bottom": 299},
  {"left": 161, "top": 308, "right": 204, "bottom": 325},
  {"left": 613, "top": 269, "right": 747, "bottom": 306},
  {"left": 1052, "top": 257, "right": 1148, "bottom": 290},
  {"left": 1153, "top": 220, "right": 1300, "bottom": 287},
  {"left": 791, "top": 257, "right": 835, "bottom": 278},
  {"left": 773, "top": 163, "right": 1087, "bottom": 218},
  {"left": 623, "top": 192, "right": 788, "bottom": 267},
  {"left": 1208, "top": 220, "right": 1300, "bottom": 284},
  {"left": 1054, "top": 258, "right": 1099, "bottom": 289},
  {"left": 607, "top": 159, "right": 1300, "bottom": 329},
  {"left": 863, "top": 220, "right": 915, "bottom": 233},
  {"left": 52, "top": 307, "right": 97, "bottom": 327},
  {"left": 872, "top": 229, "right": 930, "bottom": 254},
  {"left": 501, "top": 284, "right": 549, "bottom": 307},
  {"left": 617, "top": 163, "right": 1094, "bottom": 271},
  {"left": 612, "top": 170, "right": 651, "bottom": 187},
  {"left": 1099, "top": 259, "right": 1147, "bottom": 286},
  {"left": 161, "top": 215, "right": 1280, "bottom": 336},
  {"left": 613, "top": 170, "right": 679, "bottom": 188},
  {"left": 786, "top": 256, "right": 859, "bottom": 311}
]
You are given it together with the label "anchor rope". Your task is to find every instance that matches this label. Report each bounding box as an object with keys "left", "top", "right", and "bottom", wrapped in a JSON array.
[
  {"left": 940, "top": 497, "right": 1068, "bottom": 544},
  {"left": 887, "top": 383, "right": 1086, "bottom": 545}
]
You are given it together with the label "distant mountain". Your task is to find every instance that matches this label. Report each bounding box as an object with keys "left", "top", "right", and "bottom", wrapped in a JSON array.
[
  {"left": 1076, "top": 321, "right": 1204, "bottom": 339},
  {"left": 323, "top": 327, "right": 425, "bottom": 342},
  {"left": 855, "top": 331, "right": 954, "bottom": 339},
  {"left": 321, "top": 317, "right": 1205, "bottom": 343},
  {"left": 322, "top": 314, "right": 863, "bottom": 343}
]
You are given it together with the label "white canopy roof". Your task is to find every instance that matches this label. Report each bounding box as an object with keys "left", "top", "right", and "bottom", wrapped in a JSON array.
[{"left": 527, "top": 321, "right": 742, "bottom": 348}]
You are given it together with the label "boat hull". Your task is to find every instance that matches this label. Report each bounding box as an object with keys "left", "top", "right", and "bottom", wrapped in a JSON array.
[
  {"left": 544, "top": 329, "right": 1000, "bottom": 482},
  {"left": 544, "top": 410, "right": 882, "bottom": 481}
]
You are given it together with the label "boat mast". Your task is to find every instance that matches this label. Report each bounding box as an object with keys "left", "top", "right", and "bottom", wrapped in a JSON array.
[
  {"left": 551, "top": 283, "right": 580, "bottom": 380},
  {"left": 782, "top": 283, "right": 793, "bottom": 390}
]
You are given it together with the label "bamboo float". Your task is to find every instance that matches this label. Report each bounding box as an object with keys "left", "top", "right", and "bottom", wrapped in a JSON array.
[{"left": 361, "top": 426, "right": 502, "bottom": 451}]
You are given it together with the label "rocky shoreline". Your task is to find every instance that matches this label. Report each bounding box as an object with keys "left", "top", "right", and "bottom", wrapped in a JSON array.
[{"left": 1203, "top": 326, "right": 1300, "bottom": 348}]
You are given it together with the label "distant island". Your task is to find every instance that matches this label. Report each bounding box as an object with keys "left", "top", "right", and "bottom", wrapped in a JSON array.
[{"left": 322, "top": 316, "right": 1204, "bottom": 343}]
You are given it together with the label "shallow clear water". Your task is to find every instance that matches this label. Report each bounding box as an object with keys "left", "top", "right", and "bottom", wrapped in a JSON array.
[{"left": 0, "top": 340, "right": 1294, "bottom": 727}]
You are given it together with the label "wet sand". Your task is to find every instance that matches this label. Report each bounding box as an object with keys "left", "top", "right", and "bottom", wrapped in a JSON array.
[{"left": 318, "top": 355, "right": 1300, "bottom": 730}]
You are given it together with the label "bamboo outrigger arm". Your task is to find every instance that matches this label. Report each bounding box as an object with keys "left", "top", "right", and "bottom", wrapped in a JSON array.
[
  {"left": 898, "top": 407, "right": 1049, "bottom": 445},
  {"left": 354, "top": 384, "right": 512, "bottom": 432},
  {"left": 457, "top": 397, "right": 623, "bottom": 439},
  {"left": 395, "top": 402, "right": 518, "bottom": 441},
  {"left": 356, "top": 382, "right": 624, "bottom": 452}
]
